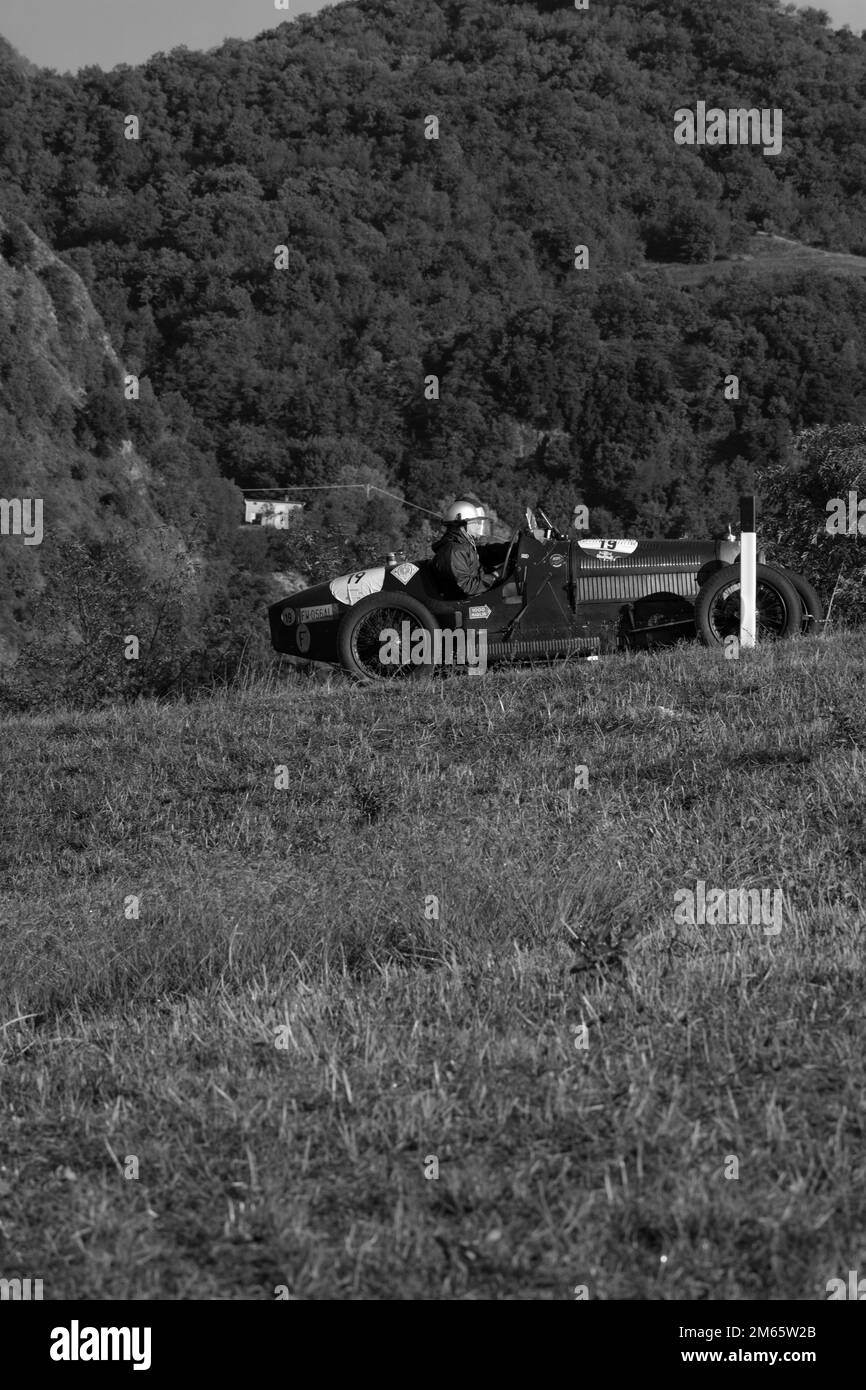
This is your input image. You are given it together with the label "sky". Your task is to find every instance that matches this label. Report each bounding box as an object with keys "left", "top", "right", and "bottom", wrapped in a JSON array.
[
  {"left": 0, "top": 0, "right": 863, "bottom": 73},
  {"left": 0, "top": 0, "right": 333, "bottom": 73}
]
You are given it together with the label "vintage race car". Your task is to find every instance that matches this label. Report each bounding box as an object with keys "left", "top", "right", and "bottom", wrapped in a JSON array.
[{"left": 268, "top": 515, "right": 823, "bottom": 679}]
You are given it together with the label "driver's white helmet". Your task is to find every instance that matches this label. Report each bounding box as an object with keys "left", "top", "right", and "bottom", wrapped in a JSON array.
[{"left": 446, "top": 496, "right": 491, "bottom": 539}]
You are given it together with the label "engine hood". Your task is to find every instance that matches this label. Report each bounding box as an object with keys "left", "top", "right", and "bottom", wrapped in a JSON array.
[{"left": 571, "top": 538, "right": 733, "bottom": 571}]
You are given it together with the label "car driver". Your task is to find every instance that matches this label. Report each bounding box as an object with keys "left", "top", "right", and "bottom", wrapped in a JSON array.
[{"left": 432, "top": 495, "right": 500, "bottom": 597}]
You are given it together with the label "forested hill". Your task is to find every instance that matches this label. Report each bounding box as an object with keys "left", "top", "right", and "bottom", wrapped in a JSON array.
[{"left": 2, "top": 0, "right": 866, "bottom": 579}]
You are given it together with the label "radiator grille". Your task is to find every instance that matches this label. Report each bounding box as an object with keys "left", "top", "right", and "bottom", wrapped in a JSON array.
[
  {"left": 487, "top": 636, "right": 601, "bottom": 658},
  {"left": 576, "top": 571, "right": 698, "bottom": 603}
]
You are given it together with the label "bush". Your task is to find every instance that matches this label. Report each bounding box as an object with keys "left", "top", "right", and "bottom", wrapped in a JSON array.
[
  {"left": 38, "top": 260, "right": 81, "bottom": 323},
  {"left": 74, "top": 377, "right": 128, "bottom": 458},
  {"left": 0, "top": 216, "right": 32, "bottom": 269},
  {"left": 0, "top": 534, "right": 204, "bottom": 709},
  {"left": 757, "top": 424, "right": 866, "bottom": 627},
  {"left": 644, "top": 203, "right": 727, "bottom": 264}
]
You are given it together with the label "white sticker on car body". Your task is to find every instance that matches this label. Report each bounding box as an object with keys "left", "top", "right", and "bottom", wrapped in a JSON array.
[
  {"left": 390, "top": 562, "right": 419, "bottom": 585},
  {"left": 329, "top": 566, "right": 387, "bottom": 605},
  {"left": 299, "top": 603, "right": 337, "bottom": 623},
  {"left": 296, "top": 624, "right": 311, "bottom": 653},
  {"left": 578, "top": 538, "right": 639, "bottom": 563}
]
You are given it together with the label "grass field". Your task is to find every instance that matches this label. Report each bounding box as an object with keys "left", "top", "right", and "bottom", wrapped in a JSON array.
[
  {"left": 639, "top": 231, "right": 866, "bottom": 287},
  {"left": 1, "top": 632, "right": 865, "bottom": 1300}
]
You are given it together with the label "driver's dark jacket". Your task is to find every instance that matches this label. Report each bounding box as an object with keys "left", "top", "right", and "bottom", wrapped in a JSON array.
[{"left": 431, "top": 525, "right": 495, "bottom": 597}]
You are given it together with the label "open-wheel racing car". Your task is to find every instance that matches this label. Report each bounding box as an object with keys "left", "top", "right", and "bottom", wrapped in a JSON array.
[{"left": 268, "top": 510, "right": 823, "bottom": 680}]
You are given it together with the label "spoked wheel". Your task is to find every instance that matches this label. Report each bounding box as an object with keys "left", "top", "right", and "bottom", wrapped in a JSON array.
[
  {"left": 338, "top": 593, "right": 439, "bottom": 681},
  {"left": 695, "top": 563, "right": 803, "bottom": 645}
]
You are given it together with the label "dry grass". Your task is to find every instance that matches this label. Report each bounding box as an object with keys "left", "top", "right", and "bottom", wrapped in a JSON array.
[{"left": 1, "top": 633, "right": 864, "bottom": 1299}]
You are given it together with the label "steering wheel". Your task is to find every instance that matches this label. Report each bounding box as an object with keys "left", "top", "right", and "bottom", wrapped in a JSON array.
[
  {"left": 536, "top": 508, "right": 566, "bottom": 541},
  {"left": 499, "top": 527, "right": 520, "bottom": 582}
]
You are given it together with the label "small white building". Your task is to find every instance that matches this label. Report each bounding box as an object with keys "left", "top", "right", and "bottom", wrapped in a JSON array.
[{"left": 244, "top": 498, "right": 304, "bottom": 529}]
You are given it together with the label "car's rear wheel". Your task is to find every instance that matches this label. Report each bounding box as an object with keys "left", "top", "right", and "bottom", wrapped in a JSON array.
[
  {"left": 337, "top": 593, "right": 439, "bottom": 681},
  {"left": 695, "top": 563, "right": 803, "bottom": 645},
  {"left": 767, "top": 567, "right": 824, "bottom": 634}
]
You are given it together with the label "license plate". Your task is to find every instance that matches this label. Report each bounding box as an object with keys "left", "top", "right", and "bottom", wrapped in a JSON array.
[{"left": 299, "top": 604, "right": 337, "bottom": 623}]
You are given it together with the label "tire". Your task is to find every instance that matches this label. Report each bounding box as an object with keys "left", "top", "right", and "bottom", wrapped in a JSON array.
[
  {"left": 695, "top": 563, "right": 803, "bottom": 646},
  {"left": 337, "top": 592, "right": 439, "bottom": 681},
  {"left": 768, "top": 567, "right": 824, "bottom": 634}
]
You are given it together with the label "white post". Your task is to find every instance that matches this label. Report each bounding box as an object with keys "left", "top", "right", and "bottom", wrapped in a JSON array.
[{"left": 739, "top": 494, "right": 757, "bottom": 650}]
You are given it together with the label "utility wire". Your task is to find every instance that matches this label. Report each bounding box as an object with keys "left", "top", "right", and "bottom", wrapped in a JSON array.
[{"left": 242, "top": 483, "right": 445, "bottom": 520}]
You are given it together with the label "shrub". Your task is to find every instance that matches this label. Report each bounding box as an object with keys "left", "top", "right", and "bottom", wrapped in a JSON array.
[
  {"left": 0, "top": 216, "right": 32, "bottom": 269},
  {"left": 0, "top": 534, "right": 201, "bottom": 708},
  {"left": 757, "top": 424, "right": 866, "bottom": 627}
]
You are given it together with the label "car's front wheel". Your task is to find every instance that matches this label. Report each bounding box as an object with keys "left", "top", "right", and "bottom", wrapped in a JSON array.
[
  {"left": 337, "top": 593, "right": 439, "bottom": 680},
  {"left": 695, "top": 563, "right": 803, "bottom": 645}
]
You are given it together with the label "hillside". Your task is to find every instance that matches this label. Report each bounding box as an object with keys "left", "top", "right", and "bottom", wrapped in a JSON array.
[
  {"left": 1, "top": 634, "right": 863, "bottom": 1298},
  {"left": 0, "top": 212, "right": 186, "bottom": 662},
  {"left": 0, "top": 34, "right": 37, "bottom": 77},
  {"left": 640, "top": 231, "right": 866, "bottom": 287},
  {"left": 2, "top": 0, "right": 866, "bottom": 696},
  {"left": 0, "top": 208, "right": 278, "bottom": 694},
  {"left": 2, "top": 0, "right": 866, "bottom": 543}
]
